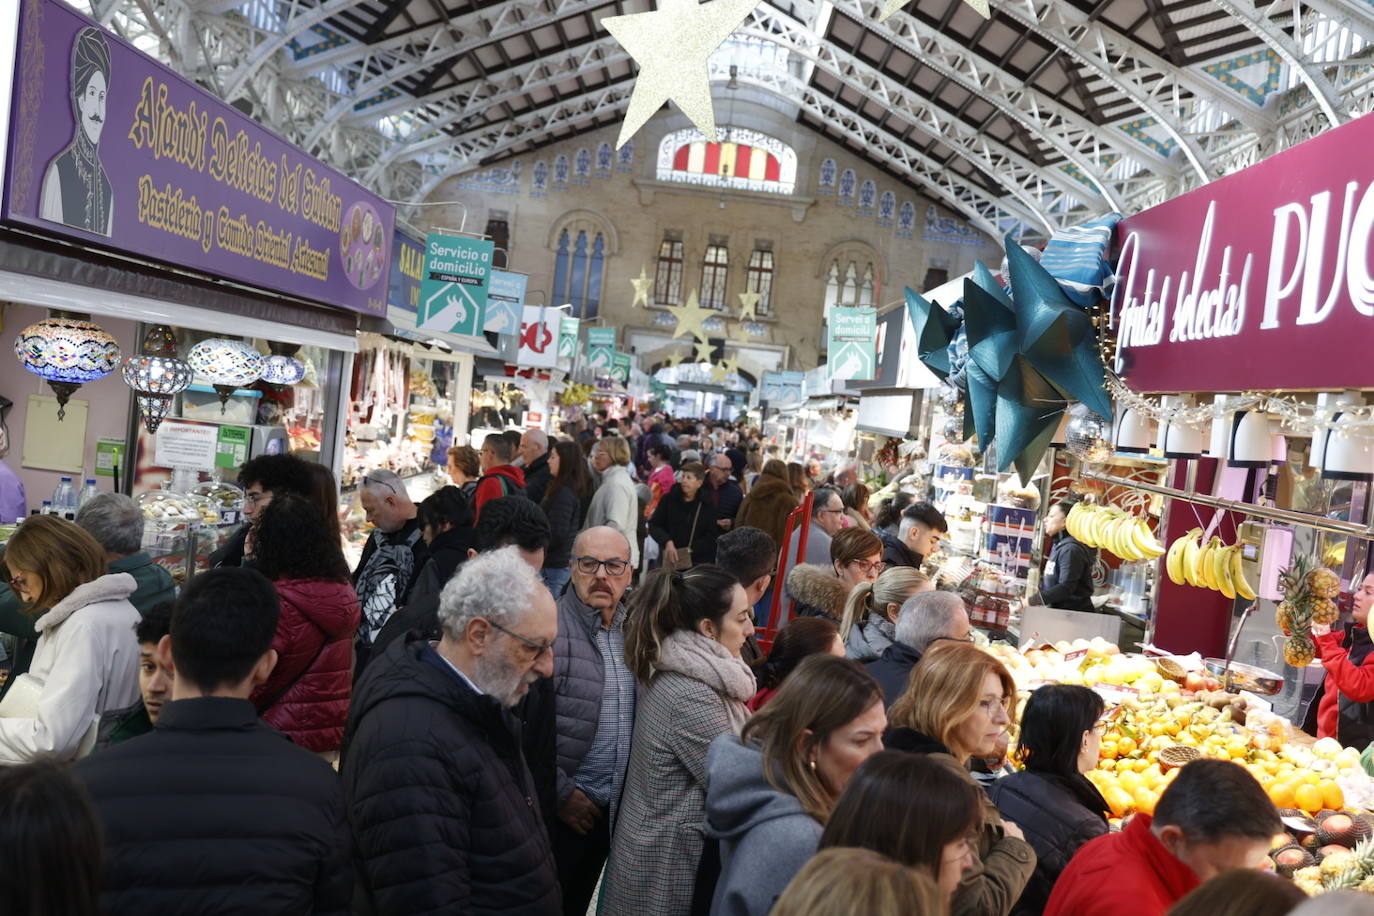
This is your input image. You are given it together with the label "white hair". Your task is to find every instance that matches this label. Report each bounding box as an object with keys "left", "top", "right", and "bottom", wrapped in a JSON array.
[
  {"left": 523, "top": 429, "right": 548, "bottom": 450},
  {"left": 894, "top": 591, "right": 967, "bottom": 654},
  {"left": 360, "top": 468, "right": 407, "bottom": 499},
  {"left": 437, "top": 546, "right": 542, "bottom": 639}
]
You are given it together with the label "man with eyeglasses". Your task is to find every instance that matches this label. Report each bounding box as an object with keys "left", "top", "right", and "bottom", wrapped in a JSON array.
[
  {"left": 209, "top": 453, "right": 314, "bottom": 568},
  {"left": 778, "top": 486, "right": 847, "bottom": 593},
  {"left": 352, "top": 469, "right": 429, "bottom": 675},
  {"left": 523, "top": 526, "right": 636, "bottom": 916},
  {"left": 866, "top": 590, "right": 972, "bottom": 707},
  {"left": 344, "top": 547, "right": 559, "bottom": 916},
  {"left": 704, "top": 453, "right": 744, "bottom": 532}
]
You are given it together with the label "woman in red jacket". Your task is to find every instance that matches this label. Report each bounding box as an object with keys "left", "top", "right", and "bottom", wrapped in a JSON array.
[
  {"left": 247, "top": 492, "right": 361, "bottom": 756},
  {"left": 1312, "top": 573, "right": 1374, "bottom": 747}
]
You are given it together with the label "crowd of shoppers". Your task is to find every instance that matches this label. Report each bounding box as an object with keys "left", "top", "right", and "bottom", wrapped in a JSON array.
[{"left": 0, "top": 413, "right": 1316, "bottom": 916}]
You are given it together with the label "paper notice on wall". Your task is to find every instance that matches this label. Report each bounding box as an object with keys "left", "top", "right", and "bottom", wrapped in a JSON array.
[{"left": 155, "top": 421, "right": 218, "bottom": 470}]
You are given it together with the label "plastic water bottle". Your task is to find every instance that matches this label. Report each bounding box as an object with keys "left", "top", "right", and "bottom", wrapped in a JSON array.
[
  {"left": 78, "top": 479, "right": 100, "bottom": 508},
  {"left": 36, "top": 500, "right": 52, "bottom": 516},
  {"left": 50, "top": 477, "right": 77, "bottom": 519}
]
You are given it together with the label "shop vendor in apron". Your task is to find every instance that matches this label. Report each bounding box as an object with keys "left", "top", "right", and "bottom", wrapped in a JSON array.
[
  {"left": 1027, "top": 499, "right": 1097, "bottom": 613},
  {"left": 1309, "top": 573, "right": 1374, "bottom": 748}
]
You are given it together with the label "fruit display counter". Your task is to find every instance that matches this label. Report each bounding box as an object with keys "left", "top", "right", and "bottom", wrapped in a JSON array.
[{"left": 986, "top": 638, "right": 1374, "bottom": 896}]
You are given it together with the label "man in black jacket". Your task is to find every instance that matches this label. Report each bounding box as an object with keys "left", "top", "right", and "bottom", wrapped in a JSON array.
[
  {"left": 866, "top": 590, "right": 972, "bottom": 707},
  {"left": 76, "top": 568, "right": 351, "bottom": 916},
  {"left": 879, "top": 501, "right": 947, "bottom": 570},
  {"left": 343, "top": 546, "right": 560, "bottom": 916},
  {"left": 1028, "top": 499, "right": 1098, "bottom": 613},
  {"left": 521, "top": 429, "right": 554, "bottom": 504},
  {"left": 353, "top": 468, "right": 431, "bottom": 673}
]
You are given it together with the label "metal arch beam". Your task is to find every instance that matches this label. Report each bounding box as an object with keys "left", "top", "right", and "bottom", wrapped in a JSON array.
[
  {"left": 1209, "top": 0, "right": 1348, "bottom": 126},
  {"left": 830, "top": 0, "right": 1176, "bottom": 189},
  {"left": 285, "top": 0, "right": 609, "bottom": 76},
  {"left": 220, "top": 0, "right": 384, "bottom": 98},
  {"left": 362, "top": 40, "right": 632, "bottom": 182},
  {"left": 1295, "top": 0, "right": 1374, "bottom": 46},
  {"left": 737, "top": 9, "right": 1117, "bottom": 213},
  {"left": 408, "top": 71, "right": 1045, "bottom": 238}
]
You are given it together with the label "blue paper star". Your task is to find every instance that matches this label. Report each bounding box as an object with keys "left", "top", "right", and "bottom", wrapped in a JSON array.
[{"left": 903, "top": 287, "right": 961, "bottom": 379}]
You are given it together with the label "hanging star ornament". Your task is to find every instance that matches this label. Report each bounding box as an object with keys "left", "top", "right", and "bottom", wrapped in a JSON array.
[
  {"left": 603, "top": 0, "right": 759, "bottom": 149},
  {"left": 903, "top": 287, "right": 961, "bottom": 378},
  {"left": 669, "top": 290, "right": 717, "bottom": 341},
  {"left": 737, "top": 290, "right": 761, "bottom": 321},
  {"left": 710, "top": 357, "right": 739, "bottom": 384},
  {"left": 629, "top": 266, "right": 653, "bottom": 308},
  {"left": 881, "top": 0, "right": 987, "bottom": 21},
  {"left": 693, "top": 340, "right": 714, "bottom": 363}
]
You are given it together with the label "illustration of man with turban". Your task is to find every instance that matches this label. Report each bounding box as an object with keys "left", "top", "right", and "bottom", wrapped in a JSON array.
[{"left": 40, "top": 27, "right": 113, "bottom": 236}]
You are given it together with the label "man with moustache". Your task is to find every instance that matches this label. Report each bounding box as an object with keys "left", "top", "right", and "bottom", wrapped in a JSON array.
[
  {"left": 41, "top": 27, "right": 114, "bottom": 235},
  {"left": 342, "top": 547, "right": 559, "bottom": 916},
  {"left": 525, "top": 526, "right": 636, "bottom": 916}
]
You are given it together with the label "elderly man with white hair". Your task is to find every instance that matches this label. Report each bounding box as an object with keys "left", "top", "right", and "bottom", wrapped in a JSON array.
[
  {"left": 352, "top": 469, "right": 430, "bottom": 673},
  {"left": 520, "top": 429, "right": 553, "bottom": 503},
  {"left": 864, "top": 590, "right": 972, "bottom": 707},
  {"left": 344, "top": 546, "right": 560, "bottom": 916}
]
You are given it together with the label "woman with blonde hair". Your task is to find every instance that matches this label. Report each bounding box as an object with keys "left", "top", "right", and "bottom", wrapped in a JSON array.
[
  {"left": 586, "top": 434, "right": 640, "bottom": 568},
  {"left": 842, "top": 482, "right": 873, "bottom": 530},
  {"left": 841, "top": 566, "right": 934, "bottom": 662},
  {"left": 0, "top": 516, "right": 140, "bottom": 762},
  {"left": 603, "top": 565, "right": 756, "bottom": 916},
  {"left": 772, "top": 847, "right": 946, "bottom": 916},
  {"left": 705, "top": 654, "right": 886, "bottom": 915},
  {"left": 886, "top": 642, "right": 1036, "bottom": 916}
]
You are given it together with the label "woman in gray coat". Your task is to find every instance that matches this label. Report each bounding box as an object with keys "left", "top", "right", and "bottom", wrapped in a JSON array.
[
  {"left": 602, "top": 566, "right": 757, "bottom": 916},
  {"left": 704, "top": 655, "right": 887, "bottom": 916},
  {"left": 839, "top": 567, "right": 933, "bottom": 662}
]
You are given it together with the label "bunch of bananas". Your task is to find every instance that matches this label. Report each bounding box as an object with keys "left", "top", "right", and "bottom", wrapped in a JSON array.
[
  {"left": 1065, "top": 502, "right": 1167, "bottom": 561},
  {"left": 1164, "top": 529, "right": 1257, "bottom": 600}
]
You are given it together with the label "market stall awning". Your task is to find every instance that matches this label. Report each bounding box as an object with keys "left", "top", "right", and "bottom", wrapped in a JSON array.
[{"left": 360, "top": 306, "right": 499, "bottom": 360}]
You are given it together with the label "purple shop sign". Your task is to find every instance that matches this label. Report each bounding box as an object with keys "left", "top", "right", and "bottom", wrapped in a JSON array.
[{"left": 2, "top": 0, "right": 394, "bottom": 316}]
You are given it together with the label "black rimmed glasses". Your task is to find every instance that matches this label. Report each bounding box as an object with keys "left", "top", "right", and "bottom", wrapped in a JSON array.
[
  {"left": 574, "top": 556, "right": 631, "bottom": 577},
  {"left": 484, "top": 618, "right": 553, "bottom": 659}
]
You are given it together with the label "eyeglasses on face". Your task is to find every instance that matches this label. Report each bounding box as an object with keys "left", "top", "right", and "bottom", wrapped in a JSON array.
[
  {"left": 848, "top": 559, "right": 887, "bottom": 575},
  {"left": 484, "top": 618, "right": 554, "bottom": 659},
  {"left": 244, "top": 490, "right": 271, "bottom": 506},
  {"left": 574, "top": 556, "right": 631, "bottom": 577},
  {"left": 8, "top": 573, "right": 25, "bottom": 590}
]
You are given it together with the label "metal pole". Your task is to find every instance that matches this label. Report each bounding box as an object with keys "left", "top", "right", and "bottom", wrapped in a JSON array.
[{"left": 1081, "top": 469, "right": 1374, "bottom": 541}]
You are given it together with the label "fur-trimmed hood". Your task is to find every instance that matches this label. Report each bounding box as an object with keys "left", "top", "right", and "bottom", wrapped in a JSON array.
[
  {"left": 35, "top": 572, "right": 136, "bottom": 633},
  {"left": 784, "top": 563, "right": 850, "bottom": 621}
]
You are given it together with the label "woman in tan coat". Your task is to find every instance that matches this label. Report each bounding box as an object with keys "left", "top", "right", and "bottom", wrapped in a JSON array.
[{"left": 735, "top": 460, "right": 798, "bottom": 549}]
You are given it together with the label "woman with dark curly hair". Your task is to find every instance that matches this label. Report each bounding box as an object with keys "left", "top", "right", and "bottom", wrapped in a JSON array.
[{"left": 247, "top": 493, "right": 360, "bottom": 756}]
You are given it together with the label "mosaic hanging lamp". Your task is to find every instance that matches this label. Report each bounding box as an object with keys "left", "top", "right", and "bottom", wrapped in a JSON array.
[
  {"left": 13, "top": 312, "right": 121, "bottom": 420},
  {"left": 122, "top": 325, "right": 193, "bottom": 434},
  {"left": 187, "top": 337, "right": 265, "bottom": 413},
  {"left": 258, "top": 341, "right": 306, "bottom": 388}
]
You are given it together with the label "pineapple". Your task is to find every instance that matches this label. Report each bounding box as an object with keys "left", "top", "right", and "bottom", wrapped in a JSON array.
[
  {"left": 1309, "top": 567, "right": 1342, "bottom": 599},
  {"left": 1326, "top": 837, "right": 1374, "bottom": 891},
  {"left": 1285, "top": 635, "right": 1317, "bottom": 668},
  {"left": 1360, "top": 875, "right": 1374, "bottom": 894},
  {"left": 1312, "top": 598, "right": 1340, "bottom": 627},
  {"left": 1277, "top": 602, "right": 1298, "bottom": 636}
]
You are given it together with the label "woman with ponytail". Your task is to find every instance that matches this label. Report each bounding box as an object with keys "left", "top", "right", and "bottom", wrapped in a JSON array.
[
  {"left": 604, "top": 565, "right": 757, "bottom": 916},
  {"left": 840, "top": 567, "right": 934, "bottom": 662}
]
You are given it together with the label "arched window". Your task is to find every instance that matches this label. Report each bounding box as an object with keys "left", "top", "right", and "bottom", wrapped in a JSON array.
[
  {"left": 654, "top": 237, "right": 685, "bottom": 306},
  {"left": 656, "top": 127, "right": 798, "bottom": 194},
  {"left": 548, "top": 210, "right": 617, "bottom": 318},
  {"left": 701, "top": 244, "right": 729, "bottom": 309},
  {"left": 818, "top": 241, "right": 885, "bottom": 322}
]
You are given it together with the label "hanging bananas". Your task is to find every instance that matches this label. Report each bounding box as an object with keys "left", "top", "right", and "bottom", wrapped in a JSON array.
[
  {"left": 1065, "top": 502, "right": 1166, "bottom": 562},
  {"left": 1162, "top": 527, "right": 1256, "bottom": 598}
]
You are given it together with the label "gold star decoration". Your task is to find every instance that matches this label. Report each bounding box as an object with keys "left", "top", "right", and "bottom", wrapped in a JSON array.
[
  {"left": 629, "top": 266, "right": 653, "bottom": 308},
  {"left": 603, "top": 0, "right": 760, "bottom": 148},
  {"left": 669, "top": 290, "right": 717, "bottom": 341},
  {"left": 693, "top": 340, "right": 714, "bottom": 363},
  {"left": 737, "top": 290, "right": 761, "bottom": 321},
  {"left": 709, "top": 357, "right": 738, "bottom": 384},
  {"left": 664, "top": 351, "right": 686, "bottom": 368},
  {"left": 881, "top": 0, "right": 986, "bottom": 20}
]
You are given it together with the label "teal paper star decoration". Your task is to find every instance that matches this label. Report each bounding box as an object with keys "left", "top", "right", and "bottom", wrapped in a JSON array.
[
  {"left": 903, "top": 287, "right": 961, "bottom": 378},
  {"left": 962, "top": 264, "right": 1018, "bottom": 382},
  {"left": 1005, "top": 236, "right": 1115, "bottom": 423},
  {"left": 964, "top": 360, "right": 999, "bottom": 447},
  {"left": 995, "top": 354, "right": 1070, "bottom": 483}
]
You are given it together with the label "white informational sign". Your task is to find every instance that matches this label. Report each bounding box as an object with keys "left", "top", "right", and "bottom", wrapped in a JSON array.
[
  {"left": 155, "top": 421, "right": 218, "bottom": 470},
  {"left": 518, "top": 306, "right": 563, "bottom": 369}
]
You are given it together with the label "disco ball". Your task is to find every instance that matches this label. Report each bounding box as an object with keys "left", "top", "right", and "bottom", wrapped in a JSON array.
[
  {"left": 1065, "top": 409, "right": 1112, "bottom": 463},
  {"left": 938, "top": 382, "right": 963, "bottom": 411},
  {"left": 942, "top": 414, "right": 966, "bottom": 443}
]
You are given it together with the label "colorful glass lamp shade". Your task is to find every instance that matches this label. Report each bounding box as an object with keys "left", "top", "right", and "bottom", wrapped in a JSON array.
[
  {"left": 187, "top": 338, "right": 265, "bottom": 413},
  {"left": 259, "top": 342, "right": 306, "bottom": 388},
  {"left": 13, "top": 313, "right": 121, "bottom": 420},
  {"left": 122, "top": 325, "right": 192, "bottom": 434}
]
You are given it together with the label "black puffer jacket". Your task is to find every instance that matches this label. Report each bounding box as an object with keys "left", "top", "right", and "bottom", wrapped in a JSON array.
[
  {"left": 649, "top": 486, "right": 719, "bottom": 565},
  {"left": 76, "top": 697, "right": 351, "bottom": 915},
  {"left": 987, "top": 770, "right": 1109, "bottom": 916},
  {"left": 342, "top": 634, "right": 559, "bottom": 916},
  {"left": 878, "top": 529, "right": 924, "bottom": 570},
  {"left": 864, "top": 640, "right": 923, "bottom": 707},
  {"left": 541, "top": 483, "right": 585, "bottom": 570}
]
